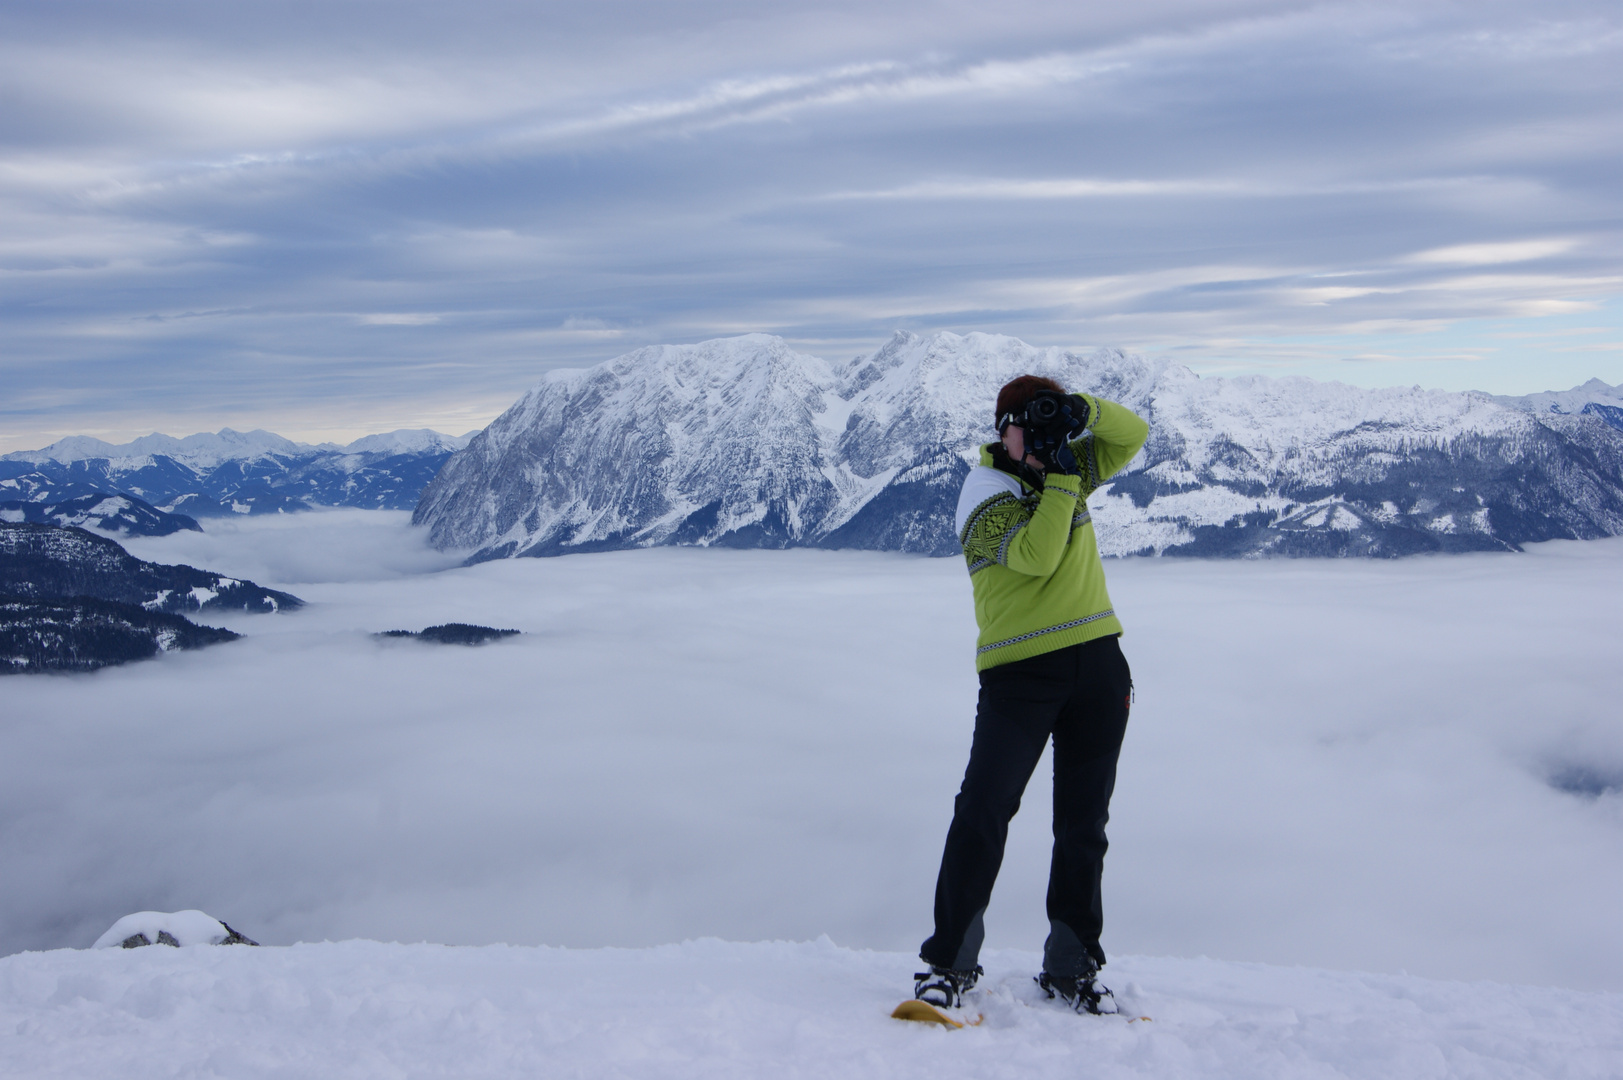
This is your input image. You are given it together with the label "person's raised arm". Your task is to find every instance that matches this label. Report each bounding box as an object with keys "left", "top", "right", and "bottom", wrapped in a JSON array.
[{"left": 1069, "top": 395, "right": 1148, "bottom": 495}]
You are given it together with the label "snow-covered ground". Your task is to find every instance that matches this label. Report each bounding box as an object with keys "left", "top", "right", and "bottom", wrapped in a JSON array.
[
  {"left": 4, "top": 510, "right": 1622, "bottom": 1075},
  {"left": 5, "top": 938, "right": 1621, "bottom": 1079}
]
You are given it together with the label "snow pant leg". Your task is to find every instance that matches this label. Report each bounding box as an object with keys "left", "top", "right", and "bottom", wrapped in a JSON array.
[
  {"left": 920, "top": 650, "right": 1071, "bottom": 971},
  {"left": 1043, "top": 634, "right": 1132, "bottom": 976}
]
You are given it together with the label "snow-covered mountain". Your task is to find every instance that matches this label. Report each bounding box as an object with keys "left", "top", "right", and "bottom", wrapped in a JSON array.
[
  {"left": 414, "top": 332, "right": 1623, "bottom": 560},
  {"left": 1, "top": 428, "right": 476, "bottom": 517},
  {"left": 1498, "top": 377, "right": 1623, "bottom": 434},
  {"left": 0, "top": 492, "right": 201, "bottom": 537}
]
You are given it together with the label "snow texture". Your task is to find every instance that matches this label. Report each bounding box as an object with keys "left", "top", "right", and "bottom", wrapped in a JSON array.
[
  {"left": 91, "top": 910, "right": 232, "bottom": 949},
  {"left": 414, "top": 332, "right": 1623, "bottom": 560},
  {"left": 3, "top": 939, "right": 1620, "bottom": 1080}
]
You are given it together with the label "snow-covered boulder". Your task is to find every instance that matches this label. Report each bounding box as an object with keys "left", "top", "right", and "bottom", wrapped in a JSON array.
[{"left": 92, "top": 910, "right": 258, "bottom": 949}]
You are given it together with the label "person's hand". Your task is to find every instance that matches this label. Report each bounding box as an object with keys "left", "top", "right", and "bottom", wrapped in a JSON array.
[
  {"left": 1049, "top": 441, "right": 1080, "bottom": 476},
  {"left": 1066, "top": 394, "right": 1093, "bottom": 434}
]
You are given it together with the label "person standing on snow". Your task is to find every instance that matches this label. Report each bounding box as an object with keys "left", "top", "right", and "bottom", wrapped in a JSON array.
[{"left": 914, "top": 375, "right": 1149, "bottom": 1015}]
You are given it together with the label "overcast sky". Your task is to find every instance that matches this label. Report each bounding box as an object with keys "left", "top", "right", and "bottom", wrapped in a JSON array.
[{"left": 3, "top": 0, "right": 1621, "bottom": 449}]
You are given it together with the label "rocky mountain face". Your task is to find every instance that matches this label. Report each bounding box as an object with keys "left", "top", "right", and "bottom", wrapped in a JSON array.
[
  {"left": 1, "top": 428, "right": 473, "bottom": 518},
  {"left": 0, "top": 523, "right": 303, "bottom": 614},
  {"left": 414, "top": 332, "right": 1623, "bottom": 560}
]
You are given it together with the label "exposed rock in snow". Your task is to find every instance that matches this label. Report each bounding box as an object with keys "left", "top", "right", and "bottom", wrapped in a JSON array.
[
  {"left": 92, "top": 910, "right": 258, "bottom": 949},
  {"left": 415, "top": 331, "right": 1623, "bottom": 560}
]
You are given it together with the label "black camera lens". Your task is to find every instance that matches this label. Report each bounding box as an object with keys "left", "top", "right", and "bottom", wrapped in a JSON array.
[{"left": 1026, "top": 395, "right": 1061, "bottom": 425}]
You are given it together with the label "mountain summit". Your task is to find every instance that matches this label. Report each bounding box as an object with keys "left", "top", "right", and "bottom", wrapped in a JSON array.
[{"left": 414, "top": 332, "right": 1623, "bottom": 560}]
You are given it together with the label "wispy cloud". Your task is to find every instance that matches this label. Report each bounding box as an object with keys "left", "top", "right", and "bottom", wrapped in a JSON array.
[
  {"left": 1407, "top": 238, "right": 1580, "bottom": 265},
  {"left": 1340, "top": 352, "right": 1486, "bottom": 363},
  {"left": 359, "top": 313, "right": 442, "bottom": 326},
  {"left": 1, "top": 0, "right": 1621, "bottom": 449},
  {"left": 824, "top": 177, "right": 1256, "bottom": 200}
]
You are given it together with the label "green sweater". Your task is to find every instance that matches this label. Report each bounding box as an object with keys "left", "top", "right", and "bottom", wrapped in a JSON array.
[{"left": 954, "top": 395, "right": 1149, "bottom": 671}]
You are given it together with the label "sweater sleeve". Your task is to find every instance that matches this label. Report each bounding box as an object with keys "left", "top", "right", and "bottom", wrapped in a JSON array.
[
  {"left": 1070, "top": 395, "right": 1149, "bottom": 496},
  {"left": 960, "top": 473, "right": 1082, "bottom": 578}
]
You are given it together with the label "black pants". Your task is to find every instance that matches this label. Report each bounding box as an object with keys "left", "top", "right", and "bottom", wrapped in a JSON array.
[{"left": 920, "top": 634, "right": 1132, "bottom": 977}]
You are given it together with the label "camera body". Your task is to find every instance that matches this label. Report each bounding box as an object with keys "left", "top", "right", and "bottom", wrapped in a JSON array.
[
  {"left": 1012, "top": 390, "right": 1089, "bottom": 468},
  {"left": 1024, "top": 390, "right": 1068, "bottom": 430}
]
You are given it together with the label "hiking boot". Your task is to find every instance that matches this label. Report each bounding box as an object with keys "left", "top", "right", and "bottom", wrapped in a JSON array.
[
  {"left": 913, "top": 964, "right": 982, "bottom": 1008},
  {"left": 1036, "top": 970, "right": 1118, "bottom": 1014}
]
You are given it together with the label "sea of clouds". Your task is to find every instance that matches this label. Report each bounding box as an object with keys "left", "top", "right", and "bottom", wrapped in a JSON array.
[{"left": 3, "top": 510, "right": 1620, "bottom": 991}]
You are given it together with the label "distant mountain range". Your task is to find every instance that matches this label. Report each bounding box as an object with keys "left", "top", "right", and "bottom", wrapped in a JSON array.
[
  {"left": 10, "top": 335, "right": 1623, "bottom": 560},
  {"left": 413, "top": 332, "right": 1623, "bottom": 560},
  {"left": 1, "top": 429, "right": 474, "bottom": 523}
]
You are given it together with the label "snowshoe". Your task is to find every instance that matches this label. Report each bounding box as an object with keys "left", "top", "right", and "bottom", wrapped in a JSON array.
[
  {"left": 1036, "top": 970, "right": 1119, "bottom": 1015},
  {"left": 911, "top": 964, "right": 982, "bottom": 1009}
]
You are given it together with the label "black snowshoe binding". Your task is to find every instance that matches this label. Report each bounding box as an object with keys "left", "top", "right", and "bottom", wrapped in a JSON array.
[
  {"left": 912, "top": 964, "right": 982, "bottom": 1009},
  {"left": 1036, "top": 969, "right": 1119, "bottom": 1015}
]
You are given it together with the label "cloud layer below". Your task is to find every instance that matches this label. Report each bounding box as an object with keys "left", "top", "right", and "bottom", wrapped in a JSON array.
[
  {"left": 3, "top": 513, "right": 1621, "bottom": 991},
  {"left": 2, "top": 1, "right": 1622, "bottom": 449}
]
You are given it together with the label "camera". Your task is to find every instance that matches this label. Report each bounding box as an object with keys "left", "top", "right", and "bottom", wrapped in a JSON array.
[
  {"left": 1020, "top": 390, "right": 1084, "bottom": 440},
  {"left": 1008, "top": 390, "right": 1090, "bottom": 472},
  {"left": 1025, "top": 391, "right": 1066, "bottom": 429}
]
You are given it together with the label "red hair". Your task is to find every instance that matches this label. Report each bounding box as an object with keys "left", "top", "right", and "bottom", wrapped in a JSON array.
[{"left": 995, "top": 375, "right": 1065, "bottom": 425}]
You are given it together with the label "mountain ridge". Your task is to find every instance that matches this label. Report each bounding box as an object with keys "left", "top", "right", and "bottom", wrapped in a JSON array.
[
  {"left": 1, "top": 428, "right": 476, "bottom": 518},
  {"left": 414, "top": 331, "right": 1623, "bottom": 560},
  {"left": 5, "top": 428, "right": 475, "bottom": 468}
]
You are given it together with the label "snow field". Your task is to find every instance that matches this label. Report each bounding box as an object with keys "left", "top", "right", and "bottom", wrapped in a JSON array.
[
  {"left": 2, "top": 511, "right": 1621, "bottom": 995},
  {"left": 4, "top": 938, "right": 1621, "bottom": 1080}
]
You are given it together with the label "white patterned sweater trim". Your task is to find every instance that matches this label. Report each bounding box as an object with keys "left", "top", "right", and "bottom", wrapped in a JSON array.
[{"left": 953, "top": 466, "right": 1026, "bottom": 538}]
